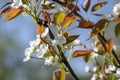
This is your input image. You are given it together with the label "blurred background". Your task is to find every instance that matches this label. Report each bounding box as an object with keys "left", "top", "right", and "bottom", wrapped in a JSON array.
[{"left": 0, "top": 0, "right": 119, "bottom": 80}]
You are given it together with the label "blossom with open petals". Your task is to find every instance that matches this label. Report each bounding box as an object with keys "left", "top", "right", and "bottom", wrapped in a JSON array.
[{"left": 113, "top": 3, "right": 120, "bottom": 16}]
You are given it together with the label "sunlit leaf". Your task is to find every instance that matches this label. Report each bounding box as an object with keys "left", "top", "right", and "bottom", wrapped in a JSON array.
[
  {"left": 72, "top": 50, "right": 93, "bottom": 58},
  {"left": 91, "top": 2, "right": 107, "bottom": 12},
  {"left": 115, "top": 23, "right": 120, "bottom": 37},
  {"left": 89, "top": 19, "right": 109, "bottom": 39},
  {"left": 5, "top": 7, "right": 22, "bottom": 21},
  {"left": 112, "top": 18, "right": 120, "bottom": 23},
  {"left": 41, "top": 11, "right": 51, "bottom": 23},
  {"left": 82, "top": 0, "right": 91, "bottom": 12},
  {"left": 53, "top": 69, "right": 65, "bottom": 80},
  {"left": 41, "top": 3, "right": 56, "bottom": 10},
  {"left": 36, "top": 20, "right": 44, "bottom": 35},
  {"left": 54, "top": 11, "right": 65, "bottom": 26},
  {"left": 83, "top": 54, "right": 91, "bottom": 63},
  {"left": 78, "top": 20, "right": 94, "bottom": 29},
  {"left": 63, "top": 30, "right": 70, "bottom": 38},
  {"left": 63, "top": 3, "right": 80, "bottom": 11},
  {"left": 64, "top": 35, "right": 79, "bottom": 44},
  {"left": 61, "top": 13, "right": 76, "bottom": 27}
]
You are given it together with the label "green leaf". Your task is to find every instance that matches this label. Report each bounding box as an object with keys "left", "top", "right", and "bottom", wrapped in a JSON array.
[
  {"left": 54, "top": 11, "right": 65, "bottom": 26},
  {"left": 83, "top": 0, "right": 91, "bottom": 12},
  {"left": 89, "top": 19, "right": 109, "bottom": 39},
  {"left": 115, "top": 23, "right": 120, "bottom": 37},
  {"left": 84, "top": 54, "right": 91, "bottom": 63},
  {"left": 91, "top": 2, "right": 107, "bottom": 12},
  {"left": 64, "top": 35, "right": 79, "bottom": 44}
]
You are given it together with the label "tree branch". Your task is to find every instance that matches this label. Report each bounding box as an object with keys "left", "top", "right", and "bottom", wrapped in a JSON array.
[
  {"left": 57, "top": 46, "right": 79, "bottom": 80},
  {"left": 97, "top": 32, "right": 120, "bottom": 67}
]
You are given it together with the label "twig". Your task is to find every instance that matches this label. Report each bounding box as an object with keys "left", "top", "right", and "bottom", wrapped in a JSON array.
[{"left": 57, "top": 46, "right": 79, "bottom": 80}]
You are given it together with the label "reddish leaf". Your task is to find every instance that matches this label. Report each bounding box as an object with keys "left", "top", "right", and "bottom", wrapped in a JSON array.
[
  {"left": 64, "top": 35, "right": 79, "bottom": 44},
  {"left": 106, "top": 38, "right": 113, "bottom": 54},
  {"left": 61, "top": 13, "right": 76, "bottom": 27},
  {"left": 41, "top": 11, "right": 51, "bottom": 23},
  {"left": 89, "top": 19, "right": 109, "bottom": 39},
  {"left": 5, "top": 7, "right": 22, "bottom": 21},
  {"left": 64, "top": 3, "right": 80, "bottom": 11},
  {"left": 82, "top": 0, "right": 91, "bottom": 12},
  {"left": 36, "top": 20, "right": 44, "bottom": 35},
  {"left": 72, "top": 50, "right": 93, "bottom": 58},
  {"left": 53, "top": 69, "right": 65, "bottom": 80},
  {"left": 78, "top": 20, "right": 95, "bottom": 29},
  {"left": 112, "top": 18, "right": 120, "bottom": 23},
  {"left": 0, "top": 7, "right": 13, "bottom": 17}
]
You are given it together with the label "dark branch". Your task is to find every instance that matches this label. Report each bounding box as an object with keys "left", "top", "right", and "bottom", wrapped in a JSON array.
[
  {"left": 57, "top": 46, "right": 79, "bottom": 80},
  {"left": 97, "top": 33, "right": 120, "bottom": 67}
]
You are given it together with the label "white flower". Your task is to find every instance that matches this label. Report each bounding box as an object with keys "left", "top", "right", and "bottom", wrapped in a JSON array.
[
  {"left": 36, "top": 44, "right": 48, "bottom": 58},
  {"left": 45, "top": 56, "right": 54, "bottom": 65},
  {"left": 23, "top": 35, "right": 40, "bottom": 62},
  {"left": 45, "top": 55, "right": 58, "bottom": 66},
  {"left": 105, "top": 65, "right": 116, "bottom": 74},
  {"left": 23, "top": 56, "right": 31, "bottom": 62},
  {"left": 72, "top": 39, "right": 80, "bottom": 46},
  {"left": 11, "top": 0, "right": 29, "bottom": 10},
  {"left": 11, "top": 0, "right": 23, "bottom": 8},
  {"left": 99, "top": 74, "right": 104, "bottom": 79},
  {"left": 85, "top": 66, "right": 90, "bottom": 72},
  {"left": 93, "top": 47, "right": 99, "bottom": 52},
  {"left": 115, "top": 68, "right": 120, "bottom": 77},
  {"left": 23, "top": 47, "right": 33, "bottom": 62},
  {"left": 108, "top": 65, "right": 116, "bottom": 71},
  {"left": 41, "top": 27, "right": 49, "bottom": 37},
  {"left": 52, "top": 34, "right": 66, "bottom": 45},
  {"left": 93, "top": 66, "right": 98, "bottom": 72},
  {"left": 91, "top": 74, "right": 98, "bottom": 80},
  {"left": 91, "top": 52, "right": 98, "bottom": 59},
  {"left": 113, "top": 3, "right": 120, "bottom": 16},
  {"left": 41, "top": 0, "right": 52, "bottom": 5}
]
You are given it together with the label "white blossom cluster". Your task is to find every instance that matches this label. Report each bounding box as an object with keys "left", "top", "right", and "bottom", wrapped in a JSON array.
[
  {"left": 23, "top": 22, "right": 69, "bottom": 66},
  {"left": 85, "top": 65, "right": 120, "bottom": 80},
  {"left": 23, "top": 26, "right": 59, "bottom": 65},
  {"left": 105, "top": 65, "right": 120, "bottom": 78},
  {"left": 85, "top": 66, "right": 104, "bottom": 80},
  {"left": 11, "top": 0, "right": 29, "bottom": 9}
]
